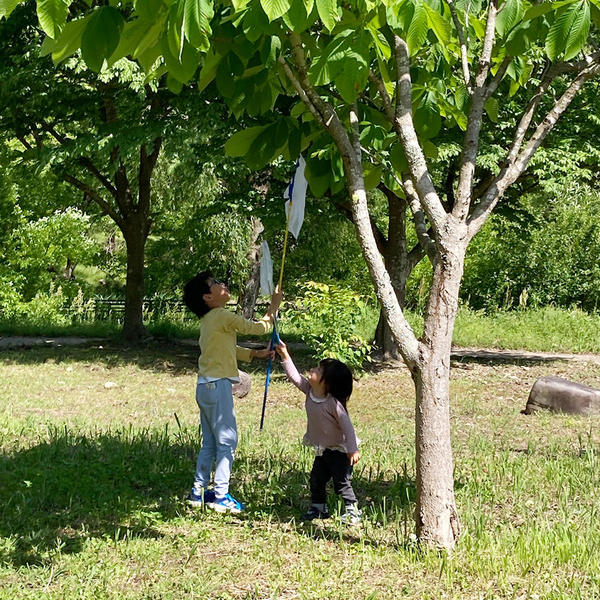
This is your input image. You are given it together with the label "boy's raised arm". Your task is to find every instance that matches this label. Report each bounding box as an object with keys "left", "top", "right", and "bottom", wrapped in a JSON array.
[{"left": 265, "top": 285, "right": 283, "bottom": 322}]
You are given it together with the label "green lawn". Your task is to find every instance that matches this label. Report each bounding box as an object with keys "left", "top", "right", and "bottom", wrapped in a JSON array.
[{"left": 1, "top": 342, "right": 600, "bottom": 599}]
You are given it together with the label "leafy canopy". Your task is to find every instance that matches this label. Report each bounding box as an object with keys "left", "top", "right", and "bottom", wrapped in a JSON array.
[{"left": 3, "top": 0, "right": 597, "bottom": 195}]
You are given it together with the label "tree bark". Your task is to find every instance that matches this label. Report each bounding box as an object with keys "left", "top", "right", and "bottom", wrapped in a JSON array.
[
  {"left": 121, "top": 214, "right": 149, "bottom": 341},
  {"left": 375, "top": 191, "right": 408, "bottom": 360},
  {"left": 239, "top": 217, "right": 264, "bottom": 318},
  {"left": 414, "top": 223, "right": 466, "bottom": 547}
]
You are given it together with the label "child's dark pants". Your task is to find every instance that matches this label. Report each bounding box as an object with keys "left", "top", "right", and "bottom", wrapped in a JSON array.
[{"left": 310, "top": 449, "right": 357, "bottom": 506}]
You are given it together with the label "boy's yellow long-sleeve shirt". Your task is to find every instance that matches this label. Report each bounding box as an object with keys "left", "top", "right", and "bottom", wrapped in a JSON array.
[{"left": 197, "top": 307, "right": 271, "bottom": 379}]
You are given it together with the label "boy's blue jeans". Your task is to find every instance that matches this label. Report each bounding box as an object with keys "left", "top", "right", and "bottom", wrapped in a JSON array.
[{"left": 193, "top": 378, "right": 238, "bottom": 498}]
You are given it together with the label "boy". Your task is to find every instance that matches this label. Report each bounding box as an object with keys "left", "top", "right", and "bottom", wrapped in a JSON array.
[{"left": 183, "top": 271, "right": 282, "bottom": 513}]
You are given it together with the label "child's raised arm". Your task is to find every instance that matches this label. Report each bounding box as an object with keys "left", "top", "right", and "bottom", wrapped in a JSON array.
[
  {"left": 265, "top": 285, "right": 283, "bottom": 322},
  {"left": 276, "top": 341, "right": 310, "bottom": 394}
]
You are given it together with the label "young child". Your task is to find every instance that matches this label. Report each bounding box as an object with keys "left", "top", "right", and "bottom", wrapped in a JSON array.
[
  {"left": 275, "top": 341, "right": 361, "bottom": 525},
  {"left": 183, "top": 271, "right": 282, "bottom": 513}
]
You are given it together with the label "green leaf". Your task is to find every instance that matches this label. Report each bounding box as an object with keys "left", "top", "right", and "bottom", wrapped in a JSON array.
[
  {"left": 108, "top": 17, "right": 156, "bottom": 66},
  {"left": 40, "top": 16, "right": 89, "bottom": 63},
  {"left": 260, "top": 0, "right": 292, "bottom": 20},
  {"left": 386, "top": 0, "right": 414, "bottom": 31},
  {"left": 166, "top": 73, "right": 184, "bottom": 93},
  {"left": 133, "top": 17, "right": 165, "bottom": 59},
  {"left": 308, "top": 30, "right": 352, "bottom": 85},
  {"left": 363, "top": 164, "right": 382, "bottom": 189},
  {"left": 247, "top": 123, "right": 288, "bottom": 168},
  {"left": 506, "top": 20, "right": 539, "bottom": 56},
  {"left": 283, "top": 0, "right": 316, "bottom": 31},
  {"left": 36, "top": 0, "right": 70, "bottom": 39},
  {"left": 406, "top": 1, "right": 429, "bottom": 55},
  {"left": 184, "top": 0, "right": 214, "bottom": 50},
  {"left": 368, "top": 23, "right": 391, "bottom": 59},
  {"left": 592, "top": 3, "right": 600, "bottom": 29},
  {"left": 523, "top": 0, "right": 578, "bottom": 21},
  {"left": 545, "top": 0, "right": 590, "bottom": 61},
  {"left": 389, "top": 142, "right": 409, "bottom": 173},
  {"left": 81, "top": 6, "right": 124, "bottom": 72},
  {"left": 162, "top": 37, "right": 202, "bottom": 83},
  {"left": 484, "top": 96, "right": 499, "bottom": 122},
  {"left": 414, "top": 96, "right": 441, "bottom": 139},
  {"left": 495, "top": 0, "right": 524, "bottom": 38},
  {"left": 316, "top": 0, "right": 339, "bottom": 31},
  {"left": 242, "top": 3, "right": 271, "bottom": 41},
  {"left": 563, "top": 0, "right": 590, "bottom": 59},
  {"left": 225, "top": 126, "right": 268, "bottom": 157},
  {"left": 134, "top": 0, "right": 163, "bottom": 21},
  {"left": 0, "top": 0, "right": 22, "bottom": 20},
  {"left": 198, "top": 49, "right": 221, "bottom": 92},
  {"left": 422, "top": 140, "right": 438, "bottom": 159},
  {"left": 423, "top": 3, "right": 451, "bottom": 46},
  {"left": 232, "top": 0, "right": 250, "bottom": 9}
]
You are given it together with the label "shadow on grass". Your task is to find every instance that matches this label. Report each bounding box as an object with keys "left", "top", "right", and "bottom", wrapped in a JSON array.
[
  {"left": 0, "top": 426, "right": 200, "bottom": 567},
  {"left": 0, "top": 338, "right": 316, "bottom": 377},
  {"left": 235, "top": 453, "right": 419, "bottom": 548},
  {"left": 1, "top": 426, "right": 422, "bottom": 564}
]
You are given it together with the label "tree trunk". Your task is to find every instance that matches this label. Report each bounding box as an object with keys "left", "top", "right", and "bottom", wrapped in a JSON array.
[
  {"left": 375, "top": 192, "right": 408, "bottom": 361},
  {"left": 121, "top": 216, "right": 148, "bottom": 341},
  {"left": 413, "top": 226, "right": 466, "bottom": 548},
  {"left": 63, "top": 257, "right": 75, "bottom": 280},
  {"left": 239, "top": 217, "right": 264, "bottom": 318}
]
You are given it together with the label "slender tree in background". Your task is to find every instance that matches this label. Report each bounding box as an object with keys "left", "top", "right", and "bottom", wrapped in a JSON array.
[{"left": 3, "top": 0, "right": 599, "bottom": 548}]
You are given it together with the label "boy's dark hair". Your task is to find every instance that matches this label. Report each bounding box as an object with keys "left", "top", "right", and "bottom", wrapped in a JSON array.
[
  {"left": 183, "top": 271, "right": 214, "bottom": 318},
  {"left": 319, "top": 358, "right": 353, "bottom": 410}
]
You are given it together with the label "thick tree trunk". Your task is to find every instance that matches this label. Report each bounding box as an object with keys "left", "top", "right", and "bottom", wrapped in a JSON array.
[
  {"left": 413, "top": 225, "right": 466, "bottom": 548},
  {"left": 239, "top": 217, "right": 264, "bottom": 318},
  {"left": 121, "top": 217, "right": 148, "bottom": 341},
  {"left": 375, "top": 193, "right": 408, "bottom": 361}
]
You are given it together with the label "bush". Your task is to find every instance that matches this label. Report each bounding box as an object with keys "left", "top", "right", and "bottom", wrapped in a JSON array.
[{"left": 284, "top": 281, "right": 372, "bottom": 370}]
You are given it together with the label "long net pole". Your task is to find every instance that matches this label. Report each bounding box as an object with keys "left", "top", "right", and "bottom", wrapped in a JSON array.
[{"left": 260, "top": 202, "right": 292, "bottom": 430}]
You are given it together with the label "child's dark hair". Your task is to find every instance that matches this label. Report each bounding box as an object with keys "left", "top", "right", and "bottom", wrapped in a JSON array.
[
  {"left": 183, "top": 271, "right": 213, "bottom": 318},
  {"left": 319, "top": 358, "right": 353, "bottom": 410}
]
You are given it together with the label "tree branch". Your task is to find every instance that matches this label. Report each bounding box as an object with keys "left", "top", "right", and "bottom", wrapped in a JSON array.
[
  {"left": 453, "top": 0, "right": 498, "bottom": 221},
  {"left": 503, "top": 64, "right": 555, "bottom": 167},
  {"left": 468, "top": 61, "right": 600, "bottom": 236},
  {"left": 17, "top": 136, "right": 32, "bottom": 151},
  {"left": 369, "top": 70, "right": 395, "bottom": 123},
  {"left": 402, "top": 175, "right": 436, "bottom": 262},
  {"left": 278, "top": 57, "right": 328, "bottom": 130},
  {"left": 447, "top": 0, "right": 472, "bottom": 91},
  {"left": 485, "top": 55, "right": 512, "bottom": 100},
  {"left": 78, "top": 157, "right": 118, "bottom": 198},
  {"left": 392, "top": 35, "right": 447, "bottom": 236},
  {"left": 63, "top": 174, "right": 123, "bottom": 227}
]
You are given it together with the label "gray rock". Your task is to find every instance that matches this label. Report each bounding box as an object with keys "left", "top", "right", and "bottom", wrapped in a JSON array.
[
  {"left": 232, "top": 370, "right": 251, "bottom": 398},
  {"left": 524, "top": 376, "right": 600, "bottom": 415}
]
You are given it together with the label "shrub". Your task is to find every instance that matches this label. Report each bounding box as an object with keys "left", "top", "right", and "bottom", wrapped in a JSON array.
[{"left": 285, "top": 281, "right": 372, "bottom": 370}]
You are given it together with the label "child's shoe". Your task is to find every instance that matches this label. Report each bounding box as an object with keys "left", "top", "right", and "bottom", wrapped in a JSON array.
[
  {"left": 210, "top": 493, "right": 244, "bottom": 514},
  {"left": 300, "top": 504, "right": 330, "bottom": 521},
  {"left": 187, "top": 488, "right": 216, "bottom": 507},
  {"left": 340, "top": 503, "right": 362, "bottom": 525}
]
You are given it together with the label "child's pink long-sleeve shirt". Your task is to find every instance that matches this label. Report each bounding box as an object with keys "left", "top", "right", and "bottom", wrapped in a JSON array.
[{"left": 281, "top": 357, "right": 359, "bottom": 454}]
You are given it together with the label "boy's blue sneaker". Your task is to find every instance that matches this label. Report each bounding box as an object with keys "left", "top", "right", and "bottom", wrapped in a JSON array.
[
  {"left": 209, "top": 493, "right": 244, "bottom": 514},
  {"left": 187, "top": 488, "right": 216, "bottom": 507}
]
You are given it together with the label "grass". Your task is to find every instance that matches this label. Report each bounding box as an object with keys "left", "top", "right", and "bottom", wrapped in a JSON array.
[{"left": 1, "top": 342, "right": 600, "bottom": 598}]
